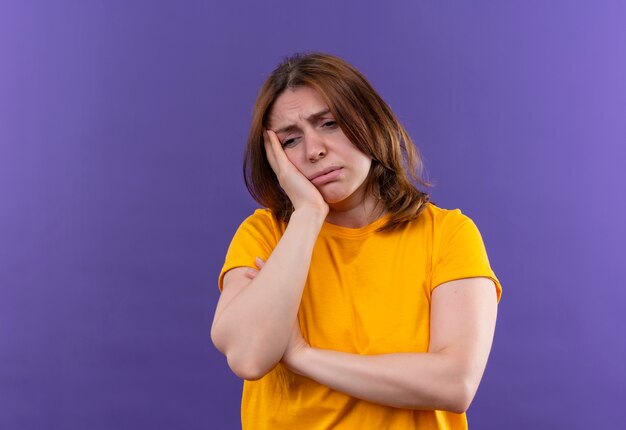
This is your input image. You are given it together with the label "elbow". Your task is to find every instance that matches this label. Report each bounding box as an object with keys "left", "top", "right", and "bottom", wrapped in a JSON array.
[
  {"left": 211, "top": 322, "right": 280, "bottom": 380},
  {"left": 226, "top": 353, "right": 273, "bottom": 381},
  {"left": 442, "top": 378, "right": 477, "bottom": 414},
  {"left": 210, "top": 322, "right": 227, "bottom": 355},
  {"left": 428, "top": 354, "right": 482, "bottom": 414}
]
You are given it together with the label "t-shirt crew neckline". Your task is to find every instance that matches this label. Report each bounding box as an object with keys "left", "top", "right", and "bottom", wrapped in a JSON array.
[{"left": 320, "top": 213, "right": 392, "bottom": 238}]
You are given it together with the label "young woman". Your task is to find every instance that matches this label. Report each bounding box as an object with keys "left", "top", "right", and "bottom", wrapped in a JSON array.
[{"left": 211, "top": 52, "right": 501, "bottom": 429}]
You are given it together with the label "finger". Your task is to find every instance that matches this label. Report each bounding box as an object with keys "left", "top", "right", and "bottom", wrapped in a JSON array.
[
  {"left": 245, "top": 267, "right": 259, "bottom": 279},
  {"left": 266, "top": 130, "right": 288, "bottom": 158},
  {"left": 265, "top": 129, "right": 291, "bottom": 173},
  {"left": 263, "top": 129, "right": 280, "bottom": 173},
  {"left": 255, "top": 257, "right": 266, "bottom": 269},
  {"left": 265, "top": 129, "right": 281, "bottom": 148}
]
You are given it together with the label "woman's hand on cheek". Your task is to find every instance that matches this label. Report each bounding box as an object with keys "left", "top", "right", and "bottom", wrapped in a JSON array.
[
  {"left": 264, "top": 129, "right": 329, "bottom": 216},
  {"left": 281, "top": 319, "right": 310, "bottom": 375}
]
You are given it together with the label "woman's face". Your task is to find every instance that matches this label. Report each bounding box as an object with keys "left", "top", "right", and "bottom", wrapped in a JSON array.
[{"left": 267, "top": 86, "right": 373, "bottom": 208}]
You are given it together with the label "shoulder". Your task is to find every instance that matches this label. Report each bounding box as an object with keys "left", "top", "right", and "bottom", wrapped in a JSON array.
[
  {"left": 425, "top": 202, "right": 468, "bottom": 221},
  {"left": 219, "top": 209, "right": 283, "bottom": 291},
  {"left": 424, "top": 204, "right": 501, "bottom": 301},
  {"left": 228, "top": 208, "right": 287, "bottom": 253},
  {"left": 245, "top": 207, "right": 276, "bottom": 224},
  {"left": 238, "top": 208, "right": 285, "bottom": 233},
  {"left": 418, "top": 203, "right": 486, "bottom": 254},
  {"left": 410, "top": 202, "right": 474, "bottom": 232}
]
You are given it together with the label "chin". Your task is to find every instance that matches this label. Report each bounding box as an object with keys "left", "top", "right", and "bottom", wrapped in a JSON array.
[
  {"left": 319, "top": 183, "right": 363, "bottom": 206},
  {"left": 321, "top": 190, "right": 353, "bottom": 205}
]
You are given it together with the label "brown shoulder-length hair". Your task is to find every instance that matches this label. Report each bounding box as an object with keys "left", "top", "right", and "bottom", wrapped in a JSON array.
[{"left": 244, "top": 52, "right": 431, "bottom": 231}]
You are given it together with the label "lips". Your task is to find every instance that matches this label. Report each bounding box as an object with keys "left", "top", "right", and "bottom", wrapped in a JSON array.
[
  {"left": 308, "top": 166, "right": 341, "bottom": 181},
  {"left": 308, "top": 166, "right": 343, "bottom": 185}
]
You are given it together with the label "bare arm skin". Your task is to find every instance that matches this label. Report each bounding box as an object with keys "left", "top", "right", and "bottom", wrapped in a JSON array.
[
  {"left": 280, "top": 277, "right": 498, "bottom": 413},
  {"left": 211, "top": 130, "right": 328, "bottom": 380},
  {"left": 214, "top": 128, "right": 498, "bottom": 412}
]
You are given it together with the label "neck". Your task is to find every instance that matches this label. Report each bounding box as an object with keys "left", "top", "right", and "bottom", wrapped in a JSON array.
[{"left": 325, "top": 194, "right": 386, "bottom": 228}]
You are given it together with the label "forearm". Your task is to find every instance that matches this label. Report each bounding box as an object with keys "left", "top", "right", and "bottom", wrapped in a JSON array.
[
  {"left": 212, "top": 208, "right": 325, "bottom": 378},
  {"left": 287, "top": 348, "right": 477, "bottom": 413}
]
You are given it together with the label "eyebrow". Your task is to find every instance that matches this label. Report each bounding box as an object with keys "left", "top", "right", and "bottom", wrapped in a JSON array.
[{"left": 273, "top": 109, "right": 332, "bottom": 134}]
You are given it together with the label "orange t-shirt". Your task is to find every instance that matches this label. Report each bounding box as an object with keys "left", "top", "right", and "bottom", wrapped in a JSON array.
[{"left": 218, "top": 203, "right": 501, "bottom": 429}]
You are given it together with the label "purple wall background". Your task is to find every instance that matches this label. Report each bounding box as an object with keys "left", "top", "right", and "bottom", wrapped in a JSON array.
[{"left": 1, "top": 1, "right": 625, "bottom": 429}]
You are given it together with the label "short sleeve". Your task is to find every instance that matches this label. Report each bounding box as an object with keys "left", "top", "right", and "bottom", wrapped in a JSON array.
[
  {"left": 217, "top": 209, "right": 283, "bottom": 292},
  {"left": 430, "top": 210, "right": 502, "bottom": 301}
]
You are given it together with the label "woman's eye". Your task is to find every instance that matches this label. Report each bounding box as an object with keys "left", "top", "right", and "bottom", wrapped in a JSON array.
[
  {"left": 322, "top": 120, "right": 337, "bottom": 128},
  {"left": 282, "top": 137, "right": 298, "bottom": 148}
]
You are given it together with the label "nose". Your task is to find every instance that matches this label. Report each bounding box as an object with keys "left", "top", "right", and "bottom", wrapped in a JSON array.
[{"left": 306, "top": 132, "right": 327, "bottom": 163}]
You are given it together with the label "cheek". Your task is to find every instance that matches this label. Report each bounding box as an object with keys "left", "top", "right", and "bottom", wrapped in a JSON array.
[
  {"left": 284, "top": 150, "right": 306, "bottom": 173},
  {"left": 351, "top": 152, "right": 373, "bottom": 176}
]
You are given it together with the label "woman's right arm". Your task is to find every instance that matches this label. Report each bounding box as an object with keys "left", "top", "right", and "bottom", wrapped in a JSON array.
[{"left": 211, "top": 130, "right": 328, "bottom": 380}]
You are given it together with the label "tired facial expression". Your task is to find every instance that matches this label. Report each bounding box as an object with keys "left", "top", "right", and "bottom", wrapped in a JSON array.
[{"left": 267, "top": 86, "right": 373, "bottom": 208}]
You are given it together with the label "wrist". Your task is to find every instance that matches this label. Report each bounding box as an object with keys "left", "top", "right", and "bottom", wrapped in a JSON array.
[
  {"left": 285, "top": 344, "right": 315, "bottom": 376},
  {"left": 291, "top": 205, "right": 328, "bottom": 225}
]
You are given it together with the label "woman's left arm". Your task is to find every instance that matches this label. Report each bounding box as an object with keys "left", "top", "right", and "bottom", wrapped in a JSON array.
[{"left": 282, "top": 277, "right": 498, "bottom": 413}]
